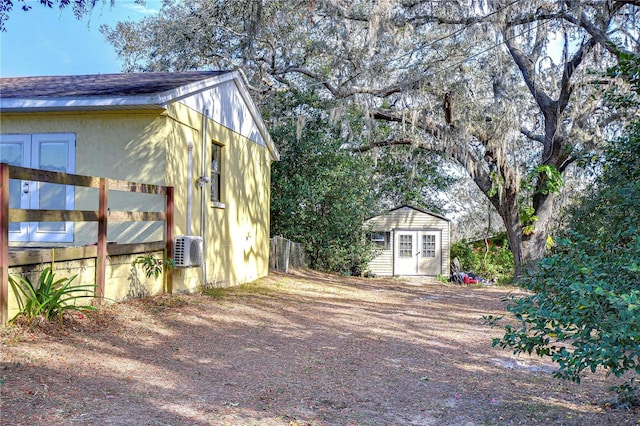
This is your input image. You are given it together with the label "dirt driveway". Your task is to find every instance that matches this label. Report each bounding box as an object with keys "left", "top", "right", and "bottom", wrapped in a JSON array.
[{"left": 1, "top": 269, "right": 638, "bottom": 425}]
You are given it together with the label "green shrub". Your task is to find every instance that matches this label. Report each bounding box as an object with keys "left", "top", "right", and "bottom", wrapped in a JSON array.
[
  {"left": 451, "top": 233, "right": 514, "bottom": 283},
  {"left": 488, "top": 119, "right": 640, "bottom": 396},
  {"left": 435, "top": 274, "right": 449, "bottom": 284},
  {"left": 9, "top": 267, "right": 96, "bottom": 326}
]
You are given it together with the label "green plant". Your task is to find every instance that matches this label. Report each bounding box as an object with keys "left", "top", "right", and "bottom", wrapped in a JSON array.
[
  {"left": 488, "top": 118, "right": 640, "bottom": 387},
  {"left": 9, "top": 267, "right": 96, "bottom": 326},
  {"left": 519, "top": 205, "right": 538, "bottom": 236},
  {"left": 609, "top": 379, "right": 640, "bottom": 409},
  {"left": 133, "top": 253, "right": 176, "bottom": 280},
  {"left": 435, "top": 274, "right": 449, "bottom": 284},
  {"left": 450, "top": 234, "right": 514, "bottom": 284},
  {"left": 521, "top": 165, "right": 564, "bottom": 195}
]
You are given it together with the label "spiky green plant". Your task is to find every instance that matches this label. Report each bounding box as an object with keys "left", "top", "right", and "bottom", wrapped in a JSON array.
[{"left": 9, "top": 267, "right": 96, "bottom": 326}]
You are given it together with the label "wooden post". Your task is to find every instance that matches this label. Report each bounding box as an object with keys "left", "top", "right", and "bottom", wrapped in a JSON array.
[
  {"left": 96, "top": 177, "right": 108, "bottom": 301},
  {"left": 165, "top": 186, "right": 174, "bottom": 294},
  {"left": 0, "top": 163, "right": 9, "bottom": 324}
]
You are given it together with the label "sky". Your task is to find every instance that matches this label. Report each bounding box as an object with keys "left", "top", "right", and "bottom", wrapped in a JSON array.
[{"left": 0, "top": 0, "right": 161, "bottom": 77}]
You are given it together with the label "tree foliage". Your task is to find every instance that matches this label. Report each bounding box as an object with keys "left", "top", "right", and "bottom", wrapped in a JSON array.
[
  {"left": 369, "top": 145, "right": 452, "bottom": 212},
  {"left": 492, "top": 121, "right": 640, "bottom": 386},
  {"left": 269, "top": 92, "right": 377, "bottom": 274},
  {"left": 0, "top": 0, "right": 138, "bottom": 31},
  {"left": 489, "top": 56, "right": 640, "bottom": 393}
]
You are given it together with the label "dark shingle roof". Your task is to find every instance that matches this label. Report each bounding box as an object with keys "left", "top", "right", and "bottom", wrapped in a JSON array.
[
  {"left": 366, "top": 204, "right": 450, "bottom": 223},
  {"left": 390, "top": 204, "right": 450, "bottom": 221},
  {"left": 0, "top": 71, "right": 228, "bottom": 99}
]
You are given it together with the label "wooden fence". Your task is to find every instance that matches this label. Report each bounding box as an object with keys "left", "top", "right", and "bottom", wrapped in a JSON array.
[{"left": 0, "top": 163, "right": 174, "bottom": 324}]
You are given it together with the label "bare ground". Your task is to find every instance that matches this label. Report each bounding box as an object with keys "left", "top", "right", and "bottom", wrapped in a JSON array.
[{"left": 1, "top": 269, "right": 638, "bottom": 425}]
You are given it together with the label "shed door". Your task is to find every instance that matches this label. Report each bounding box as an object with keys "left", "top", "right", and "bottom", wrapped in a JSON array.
[
  {"left": 1, "top": 133, "right": 75, "bottom": 243},
  {"left": 418, "top": 231, "right": 441, "bottom": 275},
  {"left": 394, "top": 230, "right": 442, "bottom": 276},
  {"left": 394, "top": 231, "right": 417, "bottom": 275}
]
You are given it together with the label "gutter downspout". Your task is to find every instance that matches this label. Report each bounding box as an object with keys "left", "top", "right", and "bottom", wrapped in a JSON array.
[{"left": 199, "top": 109, "right": 210, "bottom": 286}]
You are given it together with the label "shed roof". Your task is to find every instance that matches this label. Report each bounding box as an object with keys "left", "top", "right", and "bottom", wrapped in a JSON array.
[
  {"left": 367, "top": 204, "right": 450, "bottom": 223},
  {"left": 388, "top": 204, "right": 450, "bottom": 222}
]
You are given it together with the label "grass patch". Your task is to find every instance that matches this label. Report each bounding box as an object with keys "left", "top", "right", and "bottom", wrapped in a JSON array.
[{"left": 202, "top": 278, "right": 281, "bottom": 300}]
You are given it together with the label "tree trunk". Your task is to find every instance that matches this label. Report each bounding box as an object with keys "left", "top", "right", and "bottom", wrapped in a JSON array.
[
  {"left": 501, "top": 187, "right": 525, "bottom": 279},
  {"left": 523, "top": 190, "right": 555, "bottom": 264},
  {"left": 480, "top": 169, "right": 557, "bottom": 279},
  {"left": 483, "top": 182, "right": 526, "bottom": 279}
]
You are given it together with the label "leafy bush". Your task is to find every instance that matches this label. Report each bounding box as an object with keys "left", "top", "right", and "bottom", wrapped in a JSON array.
[
  {"left": 450, "top": 233, "right": 514, "bottom": 284},
  {"left": 489, "top": 119, "right": 640, "bottom": 396},
  {"left": 270, "top": 92, "right": 377, "bottom": 275},
  {"left": 133, "top": 253, "right": 176, "bottom": 279},
  {"left": 9, "top": 267, "right": 96, "bottom": 326}
]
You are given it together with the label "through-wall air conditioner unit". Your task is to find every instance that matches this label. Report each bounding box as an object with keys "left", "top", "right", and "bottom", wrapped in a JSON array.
[{"left": 174, "top": 236, "right": 203, "bottom": 267}]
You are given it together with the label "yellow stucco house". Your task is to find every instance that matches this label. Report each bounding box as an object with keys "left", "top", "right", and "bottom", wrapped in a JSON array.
[{"left": 0, "top": 71, "right": 279, "bottom": 297}]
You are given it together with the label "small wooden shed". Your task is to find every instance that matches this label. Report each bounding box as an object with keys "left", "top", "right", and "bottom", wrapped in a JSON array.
[{"left": 365, "top": 205, "right": 450, "bottom": 277}]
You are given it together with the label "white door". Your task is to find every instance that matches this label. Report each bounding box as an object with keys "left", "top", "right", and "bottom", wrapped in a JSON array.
[
  {"left": 0, "top": 134, "right": 31, "bottom": 241},
  {"left": 1, "top": 133, "right": 76, "bottom": 243},
  {"left": 418, "top": 231, "right": 442, "bottom": 275},
  {"left": 394, "top": 230, "right": 442, "bottom": 276},
  {"left": 394, "top": 231, "right": 418, "bottom": 275}
]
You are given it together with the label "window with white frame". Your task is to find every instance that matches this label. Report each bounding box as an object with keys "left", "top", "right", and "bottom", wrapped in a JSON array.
[
  {"left": 211, "top": 143, "right": 222, "bottom": 203},
  {"left": 370, "top": 231, "right": 390, "bottom": 250}
]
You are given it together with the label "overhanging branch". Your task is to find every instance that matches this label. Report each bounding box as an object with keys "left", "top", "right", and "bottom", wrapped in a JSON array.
[{"left": 521, "top": 128, "right": 546, "bottom": 144}]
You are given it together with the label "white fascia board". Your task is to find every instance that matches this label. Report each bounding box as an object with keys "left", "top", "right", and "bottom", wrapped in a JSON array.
[
  {"left": 155, "top": 72, "right": 238, "bottom": 105},
  {"left": 228, "top": 73, "right": 280, "bottom": 161},
  {"left": 0, "top": 95, "right": 166, "bottom": 112}
]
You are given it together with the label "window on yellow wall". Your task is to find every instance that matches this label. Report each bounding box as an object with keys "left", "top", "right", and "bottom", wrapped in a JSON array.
[{"left": 211, "top": 143, "right": 222, "bottom": 203}]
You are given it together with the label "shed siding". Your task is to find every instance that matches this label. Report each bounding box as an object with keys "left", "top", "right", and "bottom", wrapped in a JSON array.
[
  {"left": 368, "top": 248, "right": 394, "bottom": 276},
  {"left": 442, "top": 222, "right": 450, "bottom": 274}
]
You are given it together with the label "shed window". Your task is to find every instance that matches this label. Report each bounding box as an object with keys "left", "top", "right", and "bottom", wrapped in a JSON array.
[
  {"left": 399, "top": 234, "right": 413, "bottom": 257},
  {"left": 370, "top": 232, "right": 390, "bottom": 250},
  {"left": 211, "top": 143, "right": 222, "bottom": 203},
  {"left": 422, "top": 234, "right": 436, "bottom": 258}
]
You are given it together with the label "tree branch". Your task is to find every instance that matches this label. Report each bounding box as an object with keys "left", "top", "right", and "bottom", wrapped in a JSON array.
[
  {"left": 520, "top": 128, "right": 546, "bottom": 144},
  {"left": 279, "top": 66, "right": 430, "bottom": 99},
  {"left": 503, "top": 33, "right": 555, "bottom": 113},
  {"left": 558, "top": 37, "right": 597, "bottom": 112},
  {"left": 559, "top": 2, "right": 638, "bottom": 57},
  {"left": 371, "top": 108, "right": 448, "bottom": 140}
]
